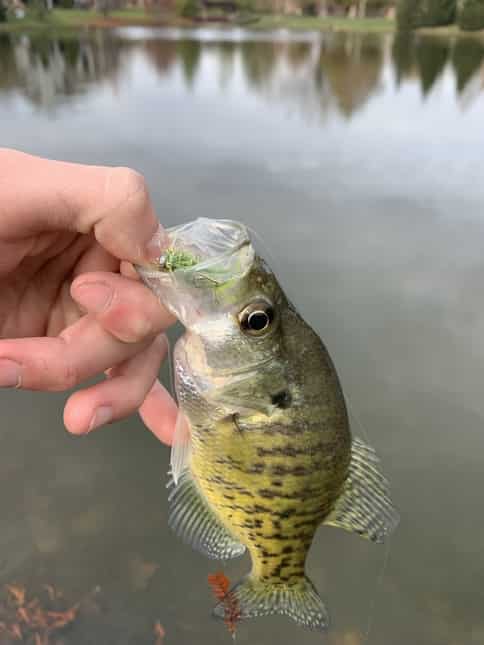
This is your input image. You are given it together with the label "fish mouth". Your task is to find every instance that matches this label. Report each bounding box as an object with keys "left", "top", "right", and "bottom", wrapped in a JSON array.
[
  {"left": 137, "top": 217, "right": 254, "bottom": 287},
  {"left": 142, "top": 218, "right": 250, "bottom": 271}
]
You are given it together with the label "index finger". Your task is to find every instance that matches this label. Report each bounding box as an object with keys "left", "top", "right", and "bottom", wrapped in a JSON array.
[{"left": 0, "top": 148, "right": 167, "bottom": 264}]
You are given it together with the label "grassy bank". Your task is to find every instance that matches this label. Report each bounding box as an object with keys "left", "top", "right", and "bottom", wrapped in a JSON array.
[
  {"left": 0, "top": 8, "right": 396, "bottom": 34},
  {"left": 0, "top": 8, "right": 189, "bottom": 34},
  {"left": 1, "top": 8, "right": 483, "bottom": 37},
  {"left": 252, "top": 14, "right": 395, "bottom": 31},
  {"left": 417, "top": 23, "right": 484, "bottom": 39}
]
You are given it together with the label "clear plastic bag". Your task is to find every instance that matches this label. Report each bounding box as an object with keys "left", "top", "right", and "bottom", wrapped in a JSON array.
[{"left": 137, "top": 218, "right": 255, "bottom": 329}]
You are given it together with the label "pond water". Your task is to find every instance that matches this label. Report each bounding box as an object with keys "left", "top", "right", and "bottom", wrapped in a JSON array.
[{"left": 1, "top": 25, "right": 484, "bottom": 645}]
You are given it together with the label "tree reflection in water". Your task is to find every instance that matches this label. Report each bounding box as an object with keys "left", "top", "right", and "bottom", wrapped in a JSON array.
[{"left": 0, "top": 29, "right": 483, "bottom": 117}]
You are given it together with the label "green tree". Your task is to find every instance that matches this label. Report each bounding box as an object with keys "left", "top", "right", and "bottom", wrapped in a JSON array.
[
  {"left": 397, "top": 0, "right": 422, "bottom": 30},
  {"left": 0, "top": 2, "right": 7, "bottom": 23},
  {"left": 419, "top": 0, "right": 456, "bottom": 26},
  {"left": 177, "top": 0, "right": 198, "bottom": 17},
  {"left": 458, "top": 0, "right": 484, "bottom": 30}
]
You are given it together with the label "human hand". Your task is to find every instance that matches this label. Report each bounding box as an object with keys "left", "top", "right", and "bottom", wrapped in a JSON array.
[{"left": 0, "top": 148, "right": 177, "bottom": 444}]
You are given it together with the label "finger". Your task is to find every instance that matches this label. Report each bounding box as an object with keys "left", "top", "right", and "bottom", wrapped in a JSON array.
[
  {"left": 63, "top": 335, "right": 172, "bottom": 436},
  {"left": 0, "top": 149, "right": 167, "bottom": 263},
  {"left": 71, "top": 272, "right": 176, "bottom": 343},
  {"left": 0, "top": 315, "right": 153, "bottom": 391},
  {"left": 139, "top": 380, "right": 178, "bottom": 446}
]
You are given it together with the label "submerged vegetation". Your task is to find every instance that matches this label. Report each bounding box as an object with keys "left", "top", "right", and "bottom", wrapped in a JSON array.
[{"left": 161, "top": 247, "right": 199, "bottom": 272}]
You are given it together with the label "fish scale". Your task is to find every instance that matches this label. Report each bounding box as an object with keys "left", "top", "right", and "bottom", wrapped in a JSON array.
[{"left": 137, "top": 218, "right": 399, "bottom": 631}]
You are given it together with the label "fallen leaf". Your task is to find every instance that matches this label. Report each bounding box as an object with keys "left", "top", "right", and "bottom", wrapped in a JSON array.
[
  {"left": 129, "top": 555, "right": 159, "bottom": 591},
  {"left": 208, "top": 572, "right": 240, "bottom": 638},
  {"left": 9, "top": 622, "right": 22, "bottom": 640},
  {"left": 5, "top": 585, "right": 26, "bottom": 607},
  {"left": 153, "top": 620, "right": 165, "bottom": 644}
]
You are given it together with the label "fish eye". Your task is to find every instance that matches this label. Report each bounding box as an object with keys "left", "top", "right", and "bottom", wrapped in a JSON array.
[{"left": 238, "top": 300, "right": 275, "bottom": 336}]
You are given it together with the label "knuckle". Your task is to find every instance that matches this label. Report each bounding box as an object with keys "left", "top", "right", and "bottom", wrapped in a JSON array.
[
  {"left": 111, "top": 167, "right": 149, "bottom": 208},
  {"left": 58, "top": 360, "right": 79, "bottom": 390}
]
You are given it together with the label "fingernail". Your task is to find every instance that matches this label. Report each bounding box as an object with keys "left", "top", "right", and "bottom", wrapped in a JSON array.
[
  {"left": 88, "top": 406, "right": 113, "bottom": 432},
  {"left": 74, "top": 282, "right": 112, "bottom": 313},
  {"left": 150, "top": 378, "right": 164, "bottom": 394},
  {"left": 0, "top": 359, "right": 22, "bottom": 388},
  {"left": 145, "top": 225, "right": 168, "bottom": 261}
]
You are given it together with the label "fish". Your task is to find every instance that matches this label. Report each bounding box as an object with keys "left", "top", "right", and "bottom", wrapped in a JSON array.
[{"left": 137, "top": 218, "right": 399, "bottom": 631}]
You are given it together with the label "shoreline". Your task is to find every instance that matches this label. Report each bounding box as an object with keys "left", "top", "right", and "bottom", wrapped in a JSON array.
[{"left": 1, "top": 9, "right": 484, "bottom": 39}]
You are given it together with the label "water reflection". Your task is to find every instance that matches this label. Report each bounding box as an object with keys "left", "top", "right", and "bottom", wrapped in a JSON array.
[
  {"left": 393, "top": 32, "right": 484, "bottom": 98},
  {"left": 2, "top": 29, "right": 484, "bottom": 117},
  {"left": 0, "top": 31, "right": 126, "bottom": 110}
]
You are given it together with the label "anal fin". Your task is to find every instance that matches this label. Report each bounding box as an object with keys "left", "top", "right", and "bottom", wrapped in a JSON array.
[
  {"left": 168, "top": 470, "right": 246, "bottom": 560},
  {"left": 324, "top": 437, "right": 399, "bottom": 543}
]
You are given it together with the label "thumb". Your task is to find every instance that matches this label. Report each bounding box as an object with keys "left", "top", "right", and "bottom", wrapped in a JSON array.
[
  {"left": 84, "top": 166, "right": 168, "bottom": 263},
  {"left": 0, "top": 149, "right": 167, "bottom": 264}
]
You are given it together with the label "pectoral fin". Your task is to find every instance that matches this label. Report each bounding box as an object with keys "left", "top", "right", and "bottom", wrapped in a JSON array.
[
  {"left": 323, "top": 437, "right": 399, "bottom": 543},
  {"left": 170, "top": 410, "right": 192, "bottom": 486},
  {"left": 168, "top": 470, "right": 246, "bottom": 560}
]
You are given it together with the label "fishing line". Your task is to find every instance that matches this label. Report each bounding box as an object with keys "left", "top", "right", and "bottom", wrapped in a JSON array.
[
  {"left": 347, "top": 396, "right": 371, "bottom": 445},
  {"left": 362, "top": 537, "right": 392, "bottom": 644},
  {"left": 246, "top": 225, "right": 282, "bottom": 277},
  {"left": 347, "top": 395, "right": 393, "bottom": 645}
]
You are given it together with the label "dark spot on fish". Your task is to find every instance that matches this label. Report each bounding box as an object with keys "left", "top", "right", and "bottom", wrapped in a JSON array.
[
  {"left": 254, "top": 518, "right": 263, "bottom": 528},
  {"left": 259, "top": 487, "right": 318, "bottom": 501},
  {"left": 271, "top": 390, "right": 292, "bottom": 409},
  {"left": 263, "top": 532, "right": 287, "bottom": 540},
  {"left": 215, "top": 455, "right": 243, "bottom": 470},
  {"left": 272, "top": 480, "right": 283, "bottom": 487},
  {"left": 282, "top": 545, "right": 294, "bottom": 554},
  {"left": 257, "top": 443, "right": 317, "bottom": 458},
  {"left": 273, "top": 507, "right": 297, "bottom": 519},
  {"left": 259, "top": 489, "right": 277, "bottom": 500},
  {"left": 271, "top": 563, "right": 283, "bottom": 578},
  {"left": 272, "top": 519, "right": 282, "bottom": 530},
  {"left": 261, "top": 550, "right": 280, "bottom": 558},
  {"left": 232, "top": 413, "right": 243, "bottom": 432},
  {"left": 253, "top": 504, "right": 271, "bottom": 514},
  {"left": 294, "top": 518, "right": 317, "bottom": 529},
  {"left": 270, "top": 464, "right": 311, "bottom": 477},
  {"left": 271, "top": 464, "right": 286, "bottom": 477},
  {"left": 248, "top": 463, "right": 265, "bottom": 475}
]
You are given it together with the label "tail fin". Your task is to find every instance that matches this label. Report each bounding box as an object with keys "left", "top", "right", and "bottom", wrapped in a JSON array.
[{"left": 213, "top": 575, "right": 329, "bottom": 631}]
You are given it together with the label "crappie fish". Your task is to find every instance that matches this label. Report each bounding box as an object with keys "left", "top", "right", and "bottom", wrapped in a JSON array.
[{"left": 137, "top": 218, "right": 399, "bottom": 631}]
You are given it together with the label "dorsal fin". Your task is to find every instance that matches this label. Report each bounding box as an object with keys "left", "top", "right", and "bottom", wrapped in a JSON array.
[
  {"left": 323, "top": 437, "right": 399, "bottom": 543},
  {"left": 168, "top": 470, "right": 246, "bottom": 560}
]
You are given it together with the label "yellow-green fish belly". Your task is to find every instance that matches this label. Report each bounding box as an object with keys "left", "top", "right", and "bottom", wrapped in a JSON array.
[{"left": 191, "top": 414, "right": 350, "bottom": 584}]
